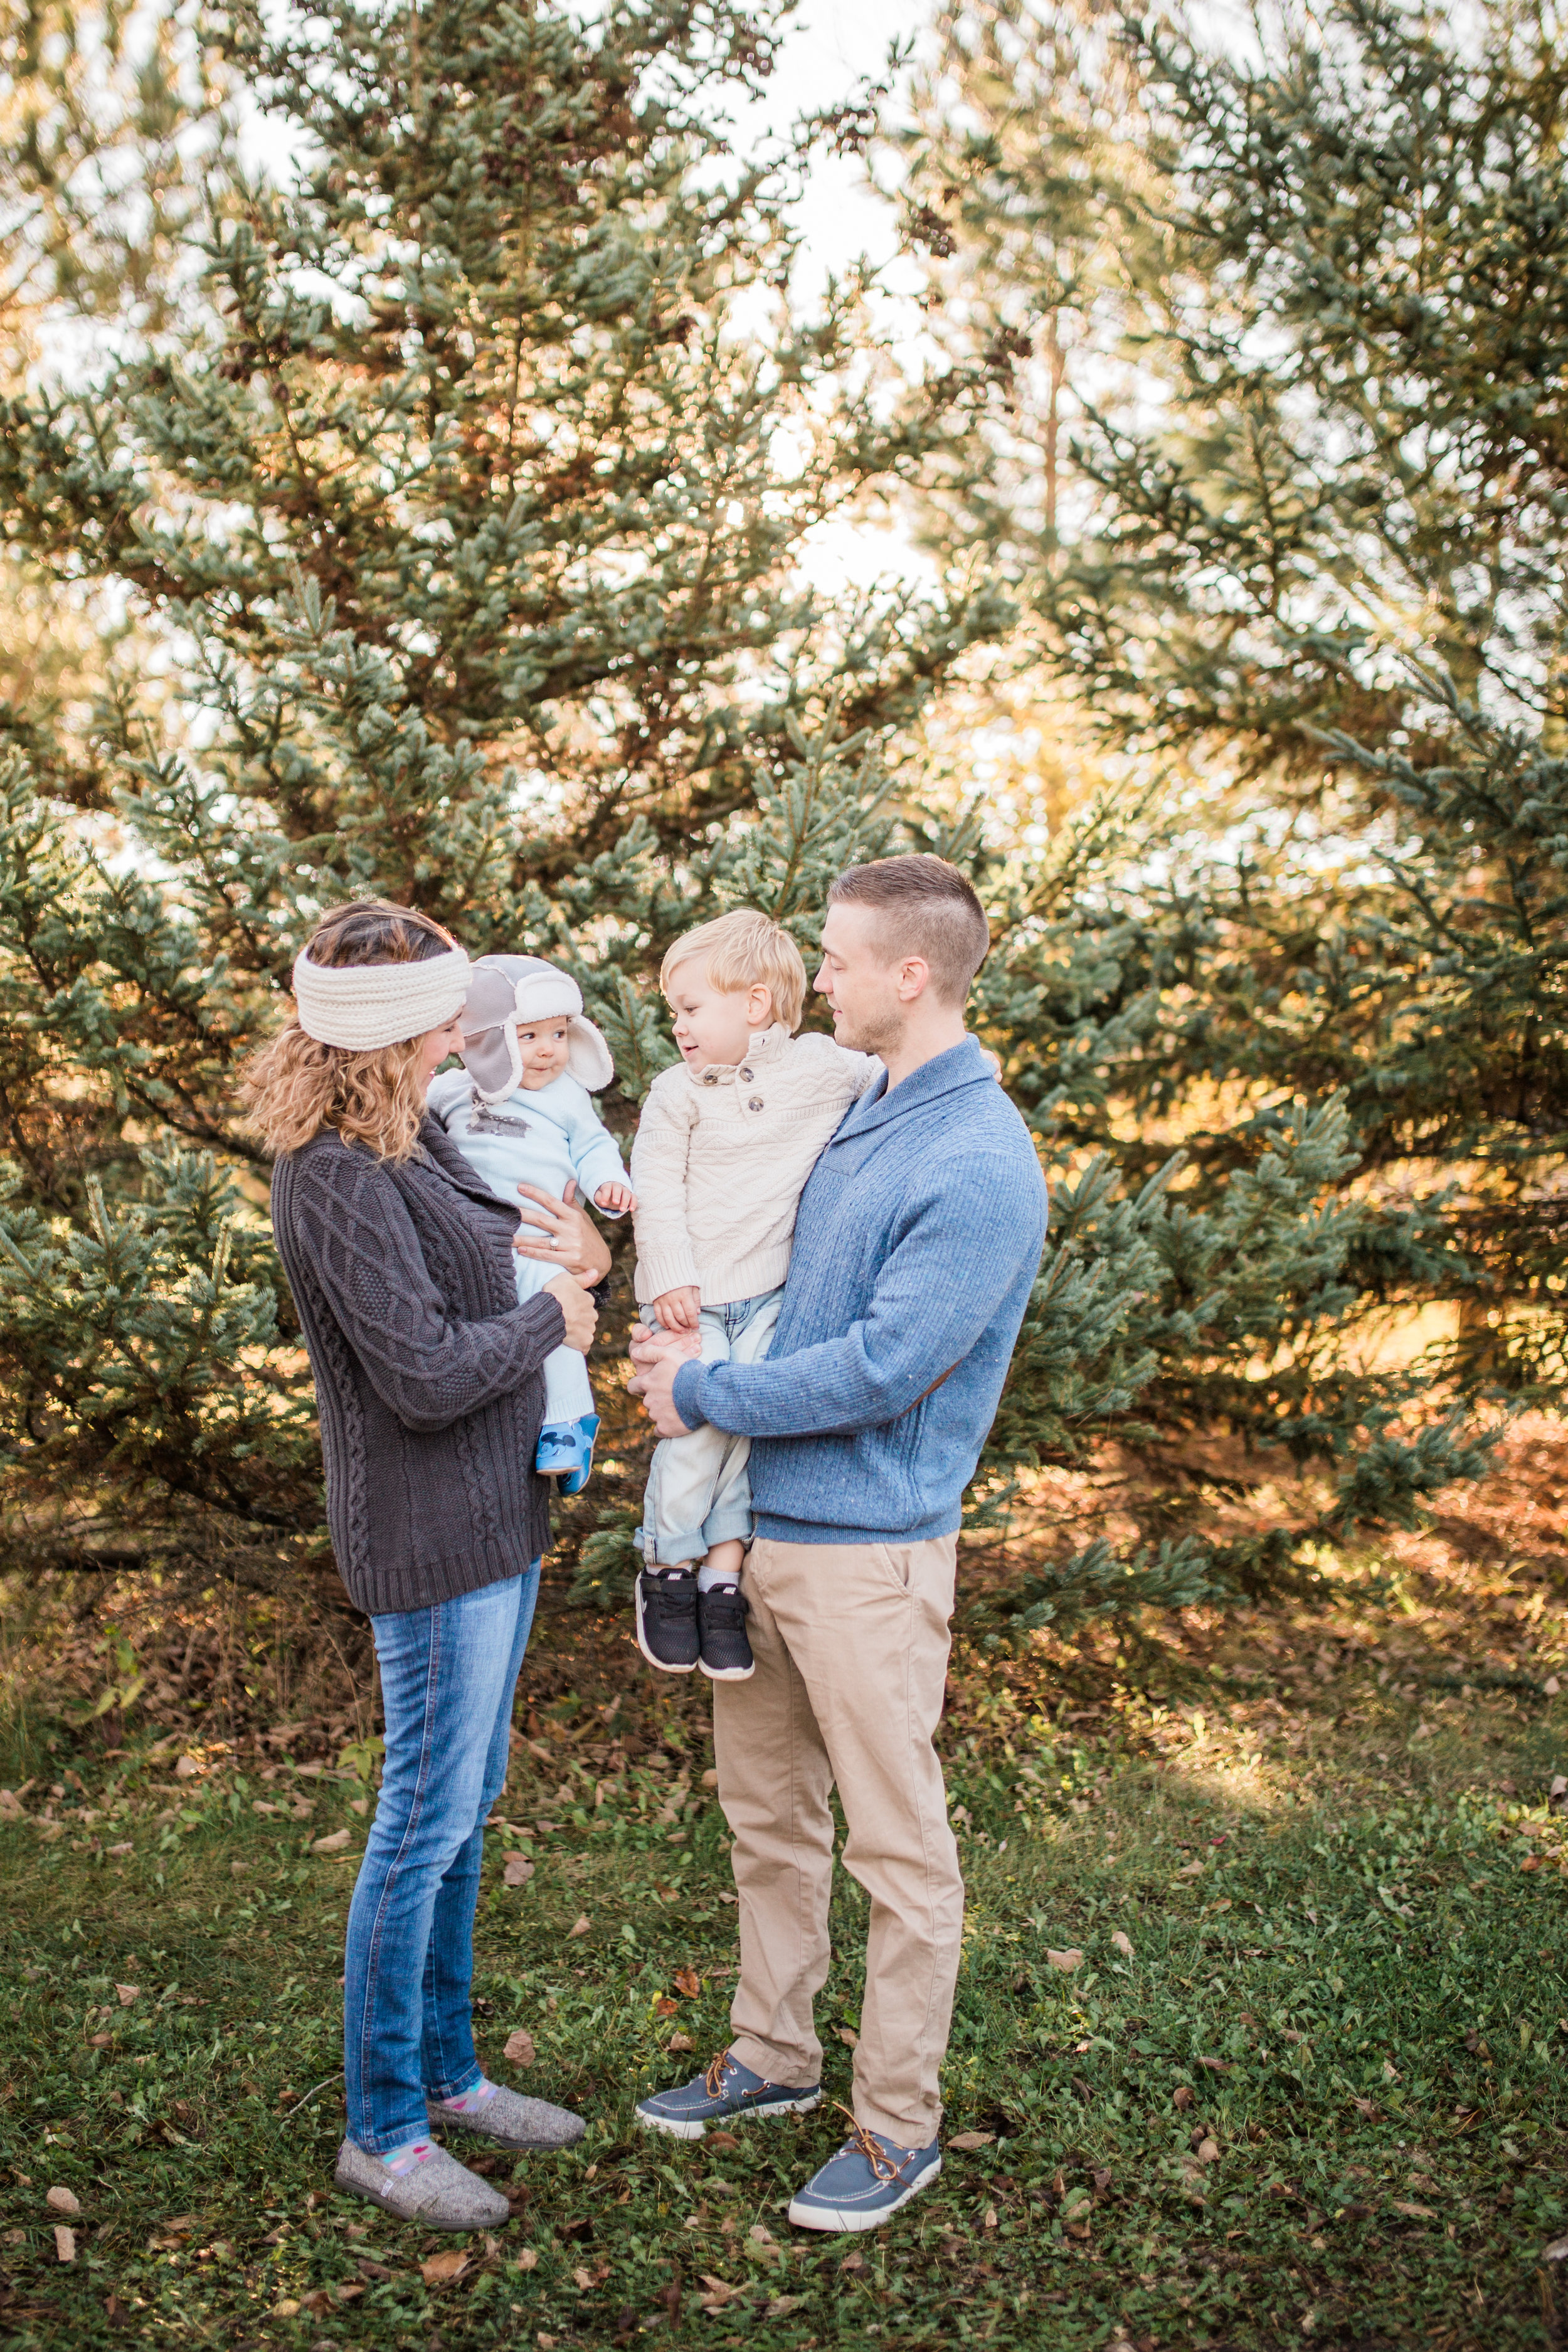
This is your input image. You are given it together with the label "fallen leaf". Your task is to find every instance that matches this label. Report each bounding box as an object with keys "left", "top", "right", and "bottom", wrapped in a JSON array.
[
  {"left": 53, "top": 2226, "right": 75, "bottom": 2263},
  {"left": 1350, "top": 2097, "right": 1380, "bottom": 2119},
  {"left": 312, "top": 1827, "right": 351, "bottom": 1853},
  {"left": 702, "top": 1769, "right": 719, "bottom": 1788},
  {"left": 1196, "top": 2057, "right": 1234, "bottom": 2073},
  {"left": 334, "top": 2282, "right": 365, "bottom": 2302},
  {"left": 1111, "top": 1931, "right": 1133, "bottom": 1958},
  {"left": 115, "top": 1984, "right": 139, "bottom": 2006},
  {"left": 230, "top": 1860, "right": 248, "bottom": 1877},
  {"left": 1046, "top": 1947, "right": 1084, "bottom": 1972},
  {"left": 88, "top": 2034, "right": 112, "bottom": 2050},
  {"left": 718, "top": 1891, "right": 737, "bottom": 1904},
  {"left": 515, "top": 2248, "right": 539, "bottom": 2270},
  {"left": 667, "top": 2032, "right": 694, "bottom": 2053},
  {"left": 698, "top": 2273, "right": 744, "bottom": 2306},
  {"left": 568, "top": 1915, "right": 591, "bottom": 1937},
  {"left": 272, "top": 2299, "right": 300, "bottom": 2318},
  {"left": 1521, "top": 1855, "right": 1543, "bottom": 1873},
  {"left": 766, "top": 2297, "right": 803, "bottom": 2318},
  {"left": 1544, "top": 2233, "right": 1568, "bottom": 2262},
  {"left": 748, "top": 2223, "right": 774, "bottom": 2244},
  {"left": 173, "top": 1755, "right": 201, "bottom": 1779},
  {"left": 1546, "top": 1676, "right": 1562, "bottom": 1697},
  {"left": 420, "top": 2250, "right": 469, "bottom": 2286},
  {"left": 1382, "top": 2059, "right": 1401, "bottom": 2082},
  {"left": 837, "top": 2025, "right": 859, "bottom": 2047},
  {"left": 502, "top": 1854, "right": 534, "bottom": 1888},
  {"left": 949, "top": 2131, "right": 993, "bottom": 2150},
  {"left": 707, "top": 2131, "right": 739, "bottom": 2151},
  {"left": 654, "top": 1996, "right": 680, "bottom": 2017},
  {"left": 573, "top": 2266, "right": 595, "bottom": 2290},
  {"left": 1197, "top": 2137, "right": 1221, "bottom": 2163},
  {"left": 1176, "top": 1860, "right": 1205, "bottom": 1877},
  {"left": 503, "top": 2028, "right": 535, "bottom": 2067},
  {"left": 45, "top": 2186, "right": 80, "bottom": 2217},
  {"left": 1390, "top": 2200, "right": 1434, "bottom": 2220},
  {"left": 1173, "top": 2085, "right": 1195, "bottom": 2111},
  {"left": 674, "top": 1966, "right": 702, "bottom": 1998}
]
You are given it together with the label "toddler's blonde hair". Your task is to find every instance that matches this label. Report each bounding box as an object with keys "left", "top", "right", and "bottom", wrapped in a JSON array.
[{"left": 660, "top": 908, "right": 807, "bottom": 1032}]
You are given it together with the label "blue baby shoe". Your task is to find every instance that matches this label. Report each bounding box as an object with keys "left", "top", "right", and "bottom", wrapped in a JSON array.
[{"left": 535, "top": 1414, "right": 599, "bottom": 1495}]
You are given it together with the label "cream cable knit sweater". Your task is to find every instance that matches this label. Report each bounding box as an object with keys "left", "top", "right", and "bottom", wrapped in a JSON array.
[{"left": 630, "top": 1025, "right": 879, "bottom": 1306}]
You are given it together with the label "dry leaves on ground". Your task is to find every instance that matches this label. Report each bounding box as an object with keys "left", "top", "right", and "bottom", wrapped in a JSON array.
[
  {"left": 667, "top": 2032, "right": 694, "bottom": 2053},
  {"left": 115, "top": 1984, "right": 139, "bottom": 2005},
  {"left": 568, "top": 1915, "right": 591, "bottom": 1937},
  {"left": 53, "top": 2227, "right": 75, "bottom": 2263},
  {"left": 1173, "top": 2085, "right": 1195, "bottom": 2111},
  {"left": 1046, "top": 1948, "right": 1084, "bottom": 1972},
  {"left": 312, "top": 1828, "right": 351, "bottom": 1853},
  {"left": 837, "top": 2025, "right": 859, "bottom": 2047},
  {"left": 674, "top": 1966, "right": 702, "bottom": 1997},
  {"left": 1111, "top": 1931, "right": 1133, "bottom": 1957},
  {"left": 420, "top": 2250, "right": 469, "bottom": 2286},
  {"left": 45, "top": 2187, "right": 79, "bottom": 2217},
  {"left": 949, "top": 2131, "right": 994, "bottom": 2150},
  {"left": 502, "top": 1854, "right": 534, "bottom": 1888},
  {"left": 502, "top": 2028, "right": 534, "bottom": 2067}
]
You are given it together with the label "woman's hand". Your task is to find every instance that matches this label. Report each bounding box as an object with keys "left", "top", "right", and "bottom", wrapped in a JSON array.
[
  {"left": 544, "top": 1270, "right": 598, "bottom": 1352},
  {"left": 512, "top": 1179, "right": 612, "bottom": 1286}
]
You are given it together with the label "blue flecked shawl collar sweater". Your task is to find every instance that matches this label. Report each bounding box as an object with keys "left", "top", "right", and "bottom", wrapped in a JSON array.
[{"left": 670, "top": 1034, "right": 1049, "bottom": 1546}]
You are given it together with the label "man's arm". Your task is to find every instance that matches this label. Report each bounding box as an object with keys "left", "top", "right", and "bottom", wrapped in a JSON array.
[{"left": 669, "top": 1151, "right": 1046, "bottom": 1438}]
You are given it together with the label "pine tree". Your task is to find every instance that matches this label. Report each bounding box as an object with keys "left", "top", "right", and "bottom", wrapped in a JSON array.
[
  {"left": 0, "top": 0, "right": 1001, "bottom": 1597},
  {"left": 891, "top": 0, "right": 1530, "bottom": 1636}
]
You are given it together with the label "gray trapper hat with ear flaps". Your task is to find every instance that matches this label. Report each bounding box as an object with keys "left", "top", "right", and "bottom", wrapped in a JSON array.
[{"left": 457, "top": 955, "right": 614, "bottom": 1101}]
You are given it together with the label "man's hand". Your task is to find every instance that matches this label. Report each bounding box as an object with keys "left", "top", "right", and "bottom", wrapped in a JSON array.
[
  {"left": 594, "top": 1179, "right": 635, "bottom": 1215},
  {"left": 651, "top": 1283, "right": 701, "bottom": 1332},
  {"left": 628, "top": 1337, "right": 697, "bottom": 1436}
]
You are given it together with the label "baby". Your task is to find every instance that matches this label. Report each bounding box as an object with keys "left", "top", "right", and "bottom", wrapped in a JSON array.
[
  {"left": 429, "top": 955, "right": 632, "bottom": 1493},
  {"left": 629, "top": 909, "right": 879, "bottom": 1681}
]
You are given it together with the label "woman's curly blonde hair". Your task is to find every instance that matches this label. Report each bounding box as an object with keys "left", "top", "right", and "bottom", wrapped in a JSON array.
[{"left": 241, "top": 901, "right": 457, "bottom": 1162}]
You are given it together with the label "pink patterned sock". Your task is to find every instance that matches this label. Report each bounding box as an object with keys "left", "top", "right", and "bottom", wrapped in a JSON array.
[
  {"left": 438, "top": 2077, "right": 499, "bottom": 2115},
  {"left": 382, "top": 2139, "right": 433, "bottom": 2176}
]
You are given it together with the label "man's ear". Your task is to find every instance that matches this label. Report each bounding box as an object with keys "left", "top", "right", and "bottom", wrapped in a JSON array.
[{"left": 895, "top": 956, "right": 932, "bottom": 1003}]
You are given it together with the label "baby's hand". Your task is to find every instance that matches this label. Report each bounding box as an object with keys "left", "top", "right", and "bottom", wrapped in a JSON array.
[
  {"left": 595, "top": 1180, "right": 635, "bottom": 1215},
  {"left": 652, "top": 1285, "right": 702, "bottom": 1333}
]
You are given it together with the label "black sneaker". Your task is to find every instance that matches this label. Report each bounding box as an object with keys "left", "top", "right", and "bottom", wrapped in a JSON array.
[
  {"left": 698, "top": 1584, "right": 753, "bottom": 1682},
  {"left": 635, "top": 1569, "right": 699, "bottom": 1673}
]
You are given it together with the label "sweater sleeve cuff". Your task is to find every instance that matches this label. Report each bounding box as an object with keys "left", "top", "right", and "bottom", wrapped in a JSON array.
[
  {"left": 637, "top": 1242, "right": 700, "bottom": 1298},
  {"left": 672, "top": 1359, "right": 709, "bottom": 1430}
]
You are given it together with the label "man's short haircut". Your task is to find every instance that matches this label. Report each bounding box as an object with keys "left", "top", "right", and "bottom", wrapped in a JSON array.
[
  {"left": 827, "top": 855, "right": 991, "bottom": 1006},
  {"left": 660, "top": 908, "right": 808, "bottom": 1032}
]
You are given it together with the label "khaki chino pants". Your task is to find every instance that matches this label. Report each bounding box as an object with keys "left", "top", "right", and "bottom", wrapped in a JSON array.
[{"left": 712, "top": 1532, "right": 963, "bottom": 2145}]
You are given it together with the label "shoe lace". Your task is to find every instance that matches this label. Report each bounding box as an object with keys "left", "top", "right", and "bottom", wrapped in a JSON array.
[
  {"left": 831, "top": 2099, "right": 905, "bottom": 2184},
  {"left": 704, "top": 2049, "right": 733, "bottom": 2099}
]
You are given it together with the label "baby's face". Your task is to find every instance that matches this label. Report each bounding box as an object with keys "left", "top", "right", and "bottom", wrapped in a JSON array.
[
  {"left": 516, "top": 1021, "right": 572, "bottom": 1088},
  {"left": 666, "top": 965, "right": 769, "bottom": 1072}
]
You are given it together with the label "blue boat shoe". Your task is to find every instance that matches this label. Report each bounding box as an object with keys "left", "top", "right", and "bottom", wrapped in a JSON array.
[
  {"left": 636, "top": 2047, "right": 822, "bottom": 2141},
  {"left": 788, "top": 2118, "right": 943, "bottom": 2232}
]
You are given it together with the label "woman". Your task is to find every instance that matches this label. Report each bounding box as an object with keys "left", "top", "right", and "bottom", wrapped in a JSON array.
[{"left": 245, "top": 899, "right": 610, "bottom": 2229}]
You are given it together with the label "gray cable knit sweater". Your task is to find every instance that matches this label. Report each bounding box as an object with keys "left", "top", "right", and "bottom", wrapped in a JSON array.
[{"left": 271, "top": 1118, "right": 565, "bottom": 1616}]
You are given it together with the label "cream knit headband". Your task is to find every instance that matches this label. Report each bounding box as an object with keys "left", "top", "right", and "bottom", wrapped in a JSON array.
[{"left": 291, "top": 943, "right": 473, "bottom": 1052}]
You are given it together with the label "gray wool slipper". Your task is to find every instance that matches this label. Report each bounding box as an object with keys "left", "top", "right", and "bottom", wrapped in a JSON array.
[
  {"left": 429, "top": 2084, "right": 587, "bottom": 2151},
  {"left": 332, "top": 2137, "right": 511, "bottom": 2230}
]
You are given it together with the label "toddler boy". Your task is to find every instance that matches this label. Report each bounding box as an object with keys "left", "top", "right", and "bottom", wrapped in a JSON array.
[
  {"left": 430, "top": 955, "right": 632, "bottom": 1493},
  {"left": 630, "top": 910, "right": 877, "bottom": 1678}
]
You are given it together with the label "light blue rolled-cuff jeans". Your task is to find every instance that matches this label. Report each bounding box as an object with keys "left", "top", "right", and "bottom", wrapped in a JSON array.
[
  {"left": 638, "top": 1288, "right": 783, "bottom": 1566},
  {"left": 344, "top": 1562, "right": 540, "bottom": 2153}
]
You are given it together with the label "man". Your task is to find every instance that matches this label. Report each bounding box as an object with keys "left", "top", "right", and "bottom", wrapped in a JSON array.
[{"left": 628, "top": 854, "right": 1048, "bottom": 2232}]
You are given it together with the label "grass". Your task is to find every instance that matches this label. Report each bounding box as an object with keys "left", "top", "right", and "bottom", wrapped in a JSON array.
[{"left": 6, "top": 1426, "right": 1568, "bottom": 2350}]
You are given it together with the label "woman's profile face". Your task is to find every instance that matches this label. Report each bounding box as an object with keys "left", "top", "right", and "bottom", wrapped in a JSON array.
[{"left": 418, "top": 1014, "right": 465, "bottom": 1090}]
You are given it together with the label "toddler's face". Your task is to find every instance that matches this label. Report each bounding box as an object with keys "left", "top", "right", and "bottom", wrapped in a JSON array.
[
  {"left": 516, "top": 1020, "right": 572, "bottom": 1088},
  {"left": 666, "top": 965, "right": 771, "bottom": 1071}
]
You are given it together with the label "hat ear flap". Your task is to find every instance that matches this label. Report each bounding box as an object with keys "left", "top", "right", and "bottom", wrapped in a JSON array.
[
  {"left": 462, "top": 1024, "right": 524, "bottom": 1103},
  {"left": 566, "top": 1015, "right": 615, "bottom": 1091}
]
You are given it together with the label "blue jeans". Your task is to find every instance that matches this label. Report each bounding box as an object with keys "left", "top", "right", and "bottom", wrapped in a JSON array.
[
  {"left": 344, "top": 1564, "right": 540, "bottom": 2153},
  {"left": 638, "top": 1289, "right": 783, "bottom": 1565}
]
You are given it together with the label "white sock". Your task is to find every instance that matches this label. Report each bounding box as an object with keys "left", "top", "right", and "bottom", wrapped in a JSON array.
[{"left": 697, "top": 1560, "right": 739, "bottom": 1592}]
